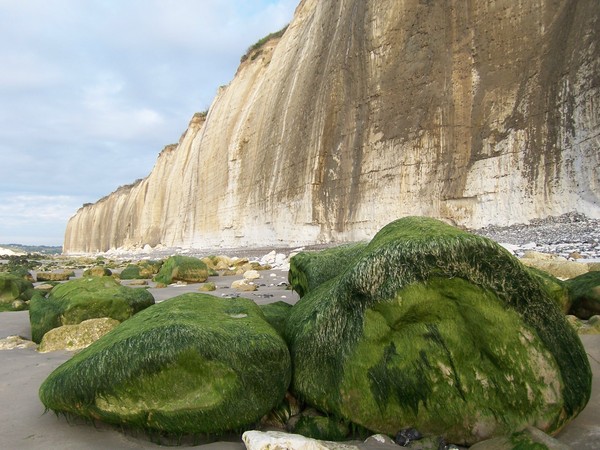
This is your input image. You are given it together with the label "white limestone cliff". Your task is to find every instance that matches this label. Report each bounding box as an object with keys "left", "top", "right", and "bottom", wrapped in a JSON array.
[{"left": 64, "top": 0, "right": 600, "bottom": 253}]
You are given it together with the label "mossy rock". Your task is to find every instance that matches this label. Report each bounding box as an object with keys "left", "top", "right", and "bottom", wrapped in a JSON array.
[
  {"left": 83, "top": 266, "right": 113, "bottom": 277},
  {"left": 119, "top": 264, "right": 143, "bottom": 280},
  {"left": 29, "top": 277, "right": 155, "bottom": 343},
  {"left": 153, "top": 256, "right": 209, "bottom": 285},
  {"left": 291, "top": 413, "right": 350, "bottom": 441},
  {"left": 285, "top": 217, "right": 591, "bottom": 445},
  {"left": 9, "top": 266, "right": 34, "bottom": 282},
  {"left": 120, "top": 261, "right": 162, "bottom": 280},
  {"left": 0, "top": 273, "right": 35, "bottom": 305},
  {"left": 39, "top": 294, "right": 291, "bottom": 435},
  {"left": 526, "top": 266, "right": 570, "bottom": 313},
  {"left": 288, "top": 242, "right": 368, "bottom": 298},
  {"left": 260, "top": 301, "right": 293, "bottom": 338},
  {"left": 36, "top": 272, "right": 71, "bottom": 282},
  {"left": 565, "top": 271, "right": 600, "bottom": 319},
  {"left": 198, "top": 281, "right": 217, "bottom": 292}
]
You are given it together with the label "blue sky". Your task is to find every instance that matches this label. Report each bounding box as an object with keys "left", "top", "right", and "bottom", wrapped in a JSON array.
[{"left": 0, "top": 0, "right": 297, "bottom": 246}]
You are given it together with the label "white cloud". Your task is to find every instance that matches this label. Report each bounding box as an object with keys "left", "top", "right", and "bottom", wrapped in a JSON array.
[
  {"left": 0, "top": 194, "right": 85, "bottom": 245},
  {"left": 0, "top": 0, "right": 298, "bottom": 246}
]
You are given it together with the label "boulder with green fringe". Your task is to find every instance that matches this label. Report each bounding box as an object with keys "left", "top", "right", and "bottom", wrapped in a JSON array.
[
  {"left": 120, "top": 260, "right": 163, "bottom": 280},
  {"left": 259, "top": 301, "right": 293, "bottom": 338},
  {"left": 526, "top": 266, "right": 570, "bottom": 314},
  {"left": 565, "top": 271, "right": 600, "bottom": 319},
  {"left": 288, "top": 242, "right": 368, "bottom": 297},
  {"left": 39, "top": 294, "right": 291, "bottom": 435},
  {"left": 29, "top": 277, "right": 155, "bottom": 343},
  {"left": 153, "top": 256, "right": 209, "bottom": 284},
  {"left": 285, "top": 217, "right": 591, "bottom": 446},
  {"left": 0, "top": 273, "right": 35, "bottom": 310}
]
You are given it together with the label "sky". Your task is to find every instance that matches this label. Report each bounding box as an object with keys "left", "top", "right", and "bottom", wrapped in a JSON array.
[{"left": 0, "top": 0, "right": 297, "bottom": 246}]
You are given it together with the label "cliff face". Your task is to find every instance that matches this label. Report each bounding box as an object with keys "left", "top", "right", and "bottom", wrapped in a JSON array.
[{"left": 64, "top": 0, "right": 600, "bottom": 253}]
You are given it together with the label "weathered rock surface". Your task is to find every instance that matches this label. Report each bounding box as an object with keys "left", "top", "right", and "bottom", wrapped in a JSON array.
[
  {"left": 469, "top": 426, "right": 570, "bottom": 450},
  {"left": 36, "top": 272, "right": 71, "bottom": 282},
  {"left": 521, "top": 251, "right": 589, "bottom": 280},
  {"left": 38, "top": 318, "right": 120, "bottom": 353},
  {"left": 565, "top": 272, "right": 600, "bottom": 319},
  {"left": 0, "top": 335, "right": 37, "bottom": 351},
  {"left": 63, "top": 0, "right": 600, "bottom": 253},
  {"left": 285, "top": 217, "right": 591, "bottom": 445},
  {"left": 242, "top": 430, "right": 359, "bottom": 450}
]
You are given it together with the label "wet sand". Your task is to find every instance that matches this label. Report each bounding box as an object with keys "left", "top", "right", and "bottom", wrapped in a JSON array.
[{"left": 1, "top": 271, "right": 598, "bottom": 449}]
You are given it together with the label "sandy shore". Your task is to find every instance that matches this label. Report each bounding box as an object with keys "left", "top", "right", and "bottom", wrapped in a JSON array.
[{"left": 1, "top": 270, "right": 598, "bottom": 449}]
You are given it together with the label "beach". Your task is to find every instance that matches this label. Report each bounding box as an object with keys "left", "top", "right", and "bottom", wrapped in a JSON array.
[{"left": 1, "top": 268, "right": 599, "bottom": 449}]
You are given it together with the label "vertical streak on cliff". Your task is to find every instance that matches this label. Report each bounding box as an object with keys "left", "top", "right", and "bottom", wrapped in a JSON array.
[
  {"left": 63, "top": 0, "right": 600, "bottom": 253},
  {"left": 310, "top": 0, "right": 369, "bottom": 235}
]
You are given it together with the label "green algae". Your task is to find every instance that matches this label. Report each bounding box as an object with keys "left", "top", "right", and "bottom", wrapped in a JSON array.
[
  {"left": 285, "top": 217, "right": 591, "bottom": 443},
  {"left": 288, "top": 242, "right": 368, "bottom": 297},
  {"left": 29, "top": 277, "right": 155, "bottom": 343},
  {"left": 153, "top": 256, "right": 209, "bottom": 284},
  {"left": 39, "top": 294, "right": 291, "bottom": 435}
]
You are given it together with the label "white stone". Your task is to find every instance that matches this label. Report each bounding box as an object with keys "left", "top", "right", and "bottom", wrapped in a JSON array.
[
  {"left": 242, "top": 430, "right": 360, "bottom": 450},
  {"left": 243, "top": 270, "right": 261, "bottom": 280},
  {"left": 231, "top": 279, "right": 257, "bottom": 291},
  {"left": 0, "top": 336, "right": 37, "bottom": 351}
]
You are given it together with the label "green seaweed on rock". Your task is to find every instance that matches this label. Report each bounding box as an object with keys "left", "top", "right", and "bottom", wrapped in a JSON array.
[
  {"left": 153, "top": 256, "right": 209, "bottom": 285},
  {"left": 288, "top": 242, "right": 368, "bottom": 297},
  {"left": 39, "top": 294, "right": 291, "bottom": 436},
  {"left": 29, "top": 277, "right": 154, "bottom": 343},
  {"left": 285, "top": 217, "right": 591, "bottom": 444}
]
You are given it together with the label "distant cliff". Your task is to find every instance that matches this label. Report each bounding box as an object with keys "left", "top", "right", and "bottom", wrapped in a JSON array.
[{"left": 64, "top": 0, "right": 600, "bottom": 253}]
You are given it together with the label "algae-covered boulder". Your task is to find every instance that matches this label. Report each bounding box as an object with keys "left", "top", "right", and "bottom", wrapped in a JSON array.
[
  {"left": 288, "top": 242, "right": 368, "bottom": 297},
  {"left": 565, "top": 271, "right": 600, "bottom": 319},
  {"left": 29, "top": 277, "right": 155, "bottom": 343},
  {"left": 260, "top": 301, "right": 293, "bottom": 338},
  {"left": 119, "top": 264, "right": 143, "bottom": 280},
  {"left": 526, "top": 266, "right": 570, "bottom": 314},
  {"left": 83, "top": 266, "right": 113, "bottom": 277},
  {"left": 285, "top": 217, "right": 591, "bottom": 445},
  {"left": 0, "top": 273, "right": 34, "bottom": 310},
  {"left": 39, "top": 294, "right": 291, "bottom": 435},
  {"left": 153, "top": 256, "right": 209, "bottom": 284},
  {"left": 120, "top": 260, "right": 163, "bottom": 280}
]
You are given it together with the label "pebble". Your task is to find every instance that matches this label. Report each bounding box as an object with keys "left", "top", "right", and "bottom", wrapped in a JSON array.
[{"left": 473, "top": 213, "right": 600, "bottom": 260}]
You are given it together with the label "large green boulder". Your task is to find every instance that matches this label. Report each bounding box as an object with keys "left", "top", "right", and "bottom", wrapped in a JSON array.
[
  {"left": 153, "top": 256, "right": 209, "bottom": 284},
  {"left": 285, "top": 217, "right": 591, "bottom": 446},
  {"left": 29, "top": 277, "right": 155, "bottom": 343},
  {"left": 260, "top": 301, "right": 293, "bottom": 338},
  {"left": 565, "top": 271, "right": 600, "bottom": 319},
  {"left": 39, "top": 294, "right": 291, "bottom": 435},
  {"left": 288, "top": 242, "right": 368, "bottom": 297},
  {"left": 0, "top": 273, "right": 35, "bottom": 310}
]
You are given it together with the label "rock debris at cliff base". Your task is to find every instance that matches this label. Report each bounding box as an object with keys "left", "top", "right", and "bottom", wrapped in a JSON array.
[{"left": 472, "top": 212, "right": 600, "bottom": 260}]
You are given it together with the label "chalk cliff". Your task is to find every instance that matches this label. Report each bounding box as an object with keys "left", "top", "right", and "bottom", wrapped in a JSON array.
[{"left": 64, "top": 0, "right": 600, "bottom": 253}]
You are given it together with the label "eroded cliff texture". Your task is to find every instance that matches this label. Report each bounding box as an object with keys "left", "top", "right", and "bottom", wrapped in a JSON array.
[{"left": 64, "top": 0, "right": 600, "bottom": 253}]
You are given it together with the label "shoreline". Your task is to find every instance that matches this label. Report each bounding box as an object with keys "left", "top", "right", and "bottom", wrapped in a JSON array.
[{"left": 1, "top": 308, "right": 598, "bottom": 449}]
